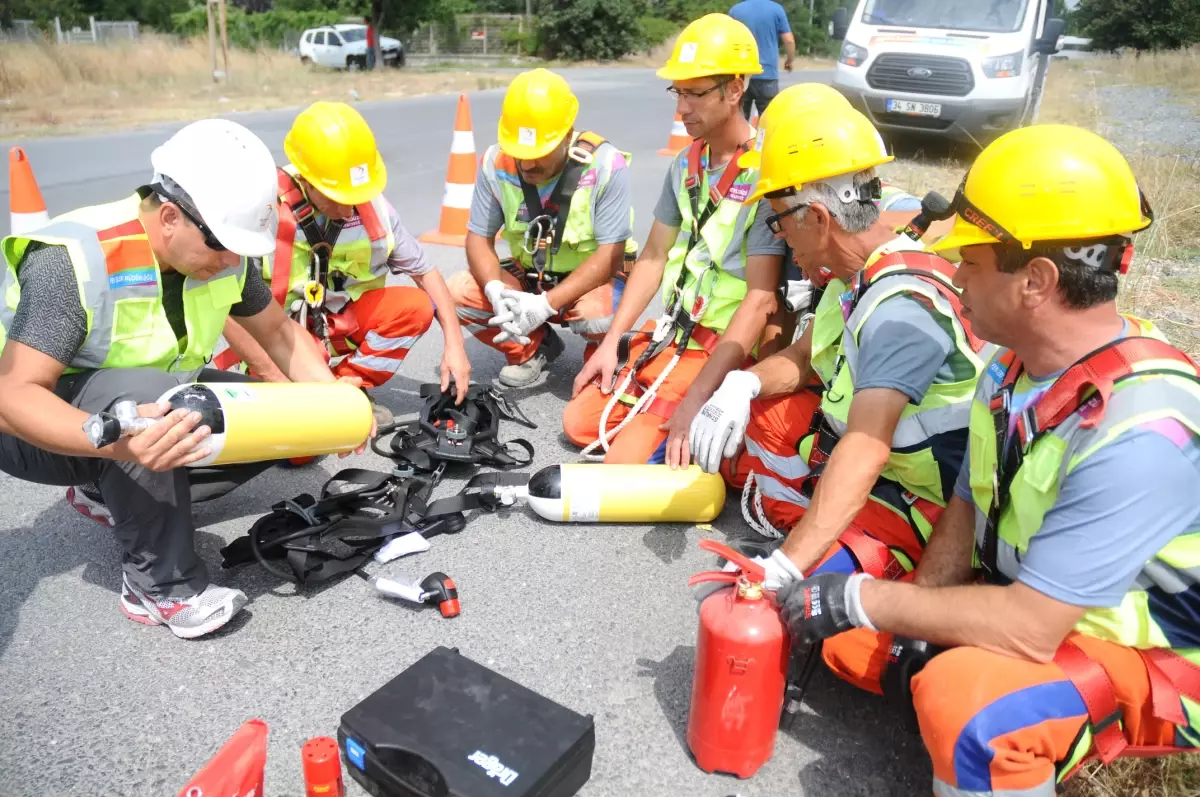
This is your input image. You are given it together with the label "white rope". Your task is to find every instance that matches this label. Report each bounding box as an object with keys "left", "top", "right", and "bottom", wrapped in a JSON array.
[
  {"left": 740, "top": 471, "right": 785, "bottom": 540},
  {"left": 579, "top": 353, "right": 681, "bottom": 460}
]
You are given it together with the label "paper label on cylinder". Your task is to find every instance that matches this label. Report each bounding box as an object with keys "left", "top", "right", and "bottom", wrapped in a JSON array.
[{"left": 567, "top": 488, "right": 601, "bottom": 522}]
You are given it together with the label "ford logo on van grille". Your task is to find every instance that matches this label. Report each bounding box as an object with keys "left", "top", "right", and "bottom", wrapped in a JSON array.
[{"left": 907, "top": 67, "right": 934, "bottom": 78}]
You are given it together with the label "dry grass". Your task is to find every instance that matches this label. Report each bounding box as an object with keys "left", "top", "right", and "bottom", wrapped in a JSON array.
[
  {"left": 0, "top": 34, "right": 512, "bottom": 138},
  {"left": 1063, "top": 756, "right": 1200, "bottom": 797}
]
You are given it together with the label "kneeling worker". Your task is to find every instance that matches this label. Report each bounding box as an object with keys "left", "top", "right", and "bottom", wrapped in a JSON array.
[
  {"left": 566, "top": 14, "right": 786, "bottom": 465},
  {"left": 218, "top": 101, "right": 471, "bottom": 416},
  {"left": 689, "top": 97, "right": 989, "bottom": 587},
  {"left": 449, "top": 68, "right": 637, "bottom": 388},
  {"left": 0, "top": 120, "right": 365, "bottom": 639},
  {"left": 775, "top": 123, "right": 1200, "bottom": 796}
]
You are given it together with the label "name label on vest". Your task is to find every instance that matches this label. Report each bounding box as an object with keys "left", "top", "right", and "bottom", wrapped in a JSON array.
[
  {"left": 725, "top": 183, "right": 750, "bottom": 203},
  {"left": 109, "top": 266, "right": 157, "bottom": 290}
]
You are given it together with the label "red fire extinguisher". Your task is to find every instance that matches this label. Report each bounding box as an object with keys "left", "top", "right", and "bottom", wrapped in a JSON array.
[{"left": 686, "top": 539, "right": 790, "bottom": 779}]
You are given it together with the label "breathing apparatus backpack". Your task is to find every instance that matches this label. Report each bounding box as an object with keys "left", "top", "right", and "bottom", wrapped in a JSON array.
[{"left": 220, "top": 383, "right": 536, "bottom": 586}]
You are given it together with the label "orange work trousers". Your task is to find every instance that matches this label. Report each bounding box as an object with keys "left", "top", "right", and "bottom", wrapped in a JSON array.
[
  {"left": 562, "top": 321, "right": 711, "bottom": 465},
  {"left": 822, "top": 629, "right": 1192, "bottom": 796},
  {"left": 723, "top": 390, "right": 940, "bottom": 579},
  {"left": 448, "top": 270, "right": 618, "bottom": 365},
  {"left": 331, "top": 286, "right": 435, "bottom": 388}
]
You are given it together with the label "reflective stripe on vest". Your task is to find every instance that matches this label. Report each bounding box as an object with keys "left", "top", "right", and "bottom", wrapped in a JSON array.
[
  {"left": 661, "top": 140, "right": 760, "bottom": 343},
  {"left": 806, "top": 237, "right": 990, "bottom": 507},
  {"left": 0, "top": 193, "right": 247, "bottom": 373},
  {"left": 262, "top": 165, "right": 394, "bottom": 307},
  {"left": 967, "top": 325, "right": 1200, "bottom": 651},
  {"left": 485, "top": 134, "right": 637, "bottom": 275}
]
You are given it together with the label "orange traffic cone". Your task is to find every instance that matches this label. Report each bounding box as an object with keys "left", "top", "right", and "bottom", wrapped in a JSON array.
[
  {"left": 657, "top": 113, "right": 692, "bottom": 156},
  {"left": 419, "top": 94, "right": 477, "bottom": 248},
  {"left": 8, "top": 147, "right": 50, "bottom": 234}
]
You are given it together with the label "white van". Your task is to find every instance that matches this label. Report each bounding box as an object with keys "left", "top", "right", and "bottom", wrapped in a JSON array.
[{"left": 829, "top": 0, "right": 1066, "bottom": 145}]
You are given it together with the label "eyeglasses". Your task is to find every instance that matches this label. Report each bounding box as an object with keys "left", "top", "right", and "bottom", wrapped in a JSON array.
[
  {"left": 666, "top": 79, "right": 732, "bottom": 100},
  {"left": 765, "top": 203, "right": 809, "bottom": 234},
  {"left": 150, "top": 182, "right": 227, "bottom": 252}
]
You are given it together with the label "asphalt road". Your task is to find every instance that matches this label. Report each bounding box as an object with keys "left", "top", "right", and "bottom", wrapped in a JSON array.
[{"left": 0, "top": 67, "right": 932, "bottom": 797}]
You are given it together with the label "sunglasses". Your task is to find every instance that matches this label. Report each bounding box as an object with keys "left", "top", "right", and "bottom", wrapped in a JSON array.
[{"left": 150, "top": 182, "right": 227, "bottom": 252}]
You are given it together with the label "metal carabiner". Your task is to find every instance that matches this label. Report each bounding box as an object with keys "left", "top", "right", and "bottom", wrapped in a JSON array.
[{"left": 522, "top": 214, "right": 555, "bottom": 256}]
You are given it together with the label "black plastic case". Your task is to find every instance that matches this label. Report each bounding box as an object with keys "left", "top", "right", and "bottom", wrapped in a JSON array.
[{"left": 338, "top": 646, "right": 595, "bottom": 797}]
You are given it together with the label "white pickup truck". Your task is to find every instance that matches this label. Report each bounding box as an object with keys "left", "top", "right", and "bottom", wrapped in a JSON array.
[{"left": 829, "top": 0, "right": 1066, "bottom": 145}]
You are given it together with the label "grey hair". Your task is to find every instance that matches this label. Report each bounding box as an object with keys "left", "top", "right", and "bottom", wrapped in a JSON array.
[{"left": 782, "top": 169, "right": 881, "bottom": 234}]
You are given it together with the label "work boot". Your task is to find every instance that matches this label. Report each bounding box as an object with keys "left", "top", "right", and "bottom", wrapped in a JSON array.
[
  {"left": 499, "top": 327, "right": 564, "bottom": 388},
  {"left": 66, "top": 483, "right": 114, "bottom": 528},
  {"left": 119, "top": 574, "right": 247, "bottom": 639}
]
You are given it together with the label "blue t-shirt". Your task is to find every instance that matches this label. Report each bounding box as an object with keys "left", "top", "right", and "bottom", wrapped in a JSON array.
[
  {"left": 728, "top": 0, "right": 791, "bottom": 81},
  {"left": 954, "top": 342, "right": 1200, "bottom": 608}
]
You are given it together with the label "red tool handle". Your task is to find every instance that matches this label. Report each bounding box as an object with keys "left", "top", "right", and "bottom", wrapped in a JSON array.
[
  {"left": 695, "top": 539, "right": 767, "bottom": 583},
  {"left": 686, "top": 571, "right": 740, "bottom": 588}
]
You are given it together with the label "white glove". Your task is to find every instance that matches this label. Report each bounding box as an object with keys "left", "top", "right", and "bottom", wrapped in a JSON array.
[
  {"left": 689, "top": 370, "right": 761, "bottom": 474},
  {"left": 693, "top": 549, "right": 805, "bottom": 603},
  {"left": 783, "top": 279, "right": 814, "bottom": 313},
  {"left": 484, "top": 279, "right": 524, "bottom": 343},
  {"left": 493, "top": 289, "right": 555, "bottom": 345}
]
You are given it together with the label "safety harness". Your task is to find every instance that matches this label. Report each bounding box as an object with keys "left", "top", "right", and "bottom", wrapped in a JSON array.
[
  {"left": 582, "top": 137, "right": 749, "bottom": 458},
  {"left": 741, "top": 250, "right": 983, "bottom": 558},
  {"left": 220, "top": 384, "right": 536, "bottom": 586},
  {"left": 981, "top": 336, "right": 1200, "bottom": 774}
]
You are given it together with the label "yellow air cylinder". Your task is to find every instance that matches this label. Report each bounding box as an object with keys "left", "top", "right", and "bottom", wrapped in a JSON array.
[
  {"left": 156, "top": 382, "right": 373, "bottom": 467},
  {"left": 523, "top": 463, "right": 726, "bottom": 523}
]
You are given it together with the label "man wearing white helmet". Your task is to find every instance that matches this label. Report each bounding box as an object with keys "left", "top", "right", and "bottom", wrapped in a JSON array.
[{"left": 0, "top": 119, "right": 359, "bottom": 640}]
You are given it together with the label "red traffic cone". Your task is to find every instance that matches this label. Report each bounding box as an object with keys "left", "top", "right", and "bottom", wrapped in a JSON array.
[
  {"left": 8, "top": 147, "right": 50, "bottom": 234},
  {"left": 419, "top": 94, "right": 478, "bottom": 248}
]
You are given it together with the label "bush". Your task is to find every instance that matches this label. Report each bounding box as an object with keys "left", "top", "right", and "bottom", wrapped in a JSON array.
[
  {"left": 637, "top": 15, "right": 679, "bottom": 52},
  {"left": 1075, "top": 0, "right": 1200, "bottom": 51},
  {"left": 168, "top": 6, "right": 344, "bottom": 49},
  {"left": 538, "top": 0, "right": 645, "bottom": 61}
]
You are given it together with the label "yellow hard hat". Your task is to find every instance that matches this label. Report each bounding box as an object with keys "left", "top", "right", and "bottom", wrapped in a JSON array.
[
  {"left": 497, "top": 68, "right": 580, "bottom": 161},
  {"left": 746, "top": 105, "right": 893, "bottom": 204},
  {"left": 738, "top": 83, "right": 853, "bottom": 170},
  {"left": 657, "top": 14, "right": 763, "bottom": 82},
  {"left": 284, "top": 101, "right": 387, "bottom": 206},
  {"left": 931, "top": 124, "right": 1154, "bottom": 258}
]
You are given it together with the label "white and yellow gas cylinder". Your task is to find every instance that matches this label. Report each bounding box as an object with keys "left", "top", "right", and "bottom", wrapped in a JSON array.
[
  {"left": 155, "top": 381, "right": 373, "bottom": 466},
  {"left": 517, "top": 464, "right": 725, "bottom": 523}
]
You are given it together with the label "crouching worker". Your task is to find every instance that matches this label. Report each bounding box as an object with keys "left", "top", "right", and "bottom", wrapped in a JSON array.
[
  {"left": 689, "top": 98, "right": 989, "bottom": 590},
  {"left": 448, "top": 68, "right": 637, "bottom": 388},
  {"left": 217, "top": 101, "right": 471, "bottom": 419},
  {"left": 566, "top": 14, "right": 785, "bottom": 465},
  {"left": 0, "top": 120, "right": 370, "bottom": 639},
  {"left": 775, "top": 124, "right": 1200, "bottom": 796}
]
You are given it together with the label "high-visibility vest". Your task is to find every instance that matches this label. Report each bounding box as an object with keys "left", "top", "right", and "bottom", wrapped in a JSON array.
[
  {"left": 661, "top": 137, "right": 765, "bottom": 346},
  {"left": 804, "top": 236, "right": 992, "bottom": 516},
  {"left": 0, "top": 193, "right": 247, "bottom": 373},
  {"left": 967, "top": 325, "right": 1200, "bottom": 768},
  {"left": 485, "top": 131, "right": 637, "bottom": 274},
  {"left": 260, "top": 165, "right": 395, "bottom": 309}
]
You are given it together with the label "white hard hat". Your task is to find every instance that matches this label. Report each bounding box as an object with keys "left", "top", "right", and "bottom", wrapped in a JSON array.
[{"left": 150, "top": 118, "right": 279, "bottom": 257}]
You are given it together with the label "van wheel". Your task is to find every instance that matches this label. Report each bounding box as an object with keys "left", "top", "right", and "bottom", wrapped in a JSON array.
[{"left": 300, "top": 56, "right": 312, "bottom": 66}]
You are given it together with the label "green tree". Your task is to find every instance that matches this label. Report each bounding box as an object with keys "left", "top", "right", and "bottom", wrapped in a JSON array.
[
  {"left": 1075, "top": 0, "right": 1200, "bottom": 50},
  {"left": 538, "top": 0, "right": 645, "bottom": 60}
]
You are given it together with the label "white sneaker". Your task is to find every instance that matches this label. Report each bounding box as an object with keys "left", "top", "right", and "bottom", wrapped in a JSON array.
[
  {"left": 66, "top": 485, "right": 114, "bottom": 528},
  {"left": 120, "top": 575, "right": 248, "bottom": 639}
]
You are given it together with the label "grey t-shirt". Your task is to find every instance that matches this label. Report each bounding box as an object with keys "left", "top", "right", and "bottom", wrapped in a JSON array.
[
  {"left": 953, "top": 341, "right": 1200, "bottom": 608},
  {"left": 652, "top": 159, "right": 784, "bottom": 258},
  {"left": 853, "top": 294, "right": 957, "bottom": 404},
  {"left": 8, "top": 242, "right": 272, "bottom": 367},
  {"left": 466, "top": 144, "right": 634, "bottom": 246}
]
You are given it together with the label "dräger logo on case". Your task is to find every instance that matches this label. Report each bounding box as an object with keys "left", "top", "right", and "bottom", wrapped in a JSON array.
[{"left": 468, "top": 750, "right": 520, "bottom": 786}]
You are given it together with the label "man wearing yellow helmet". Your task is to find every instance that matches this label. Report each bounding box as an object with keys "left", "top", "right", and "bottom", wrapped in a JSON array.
[
  {"left": 688, "top": 97, "right": 989, "bottom": 597},
  {"left": 218, "top": 101, "right": 471, "bottom": 419},
  {"left": 564, "top": 13, "right": 787, "bottom": 466},
  {"left": 448, "top": 68, "right": 637, "bottom": 389},
  {"left": 772, "top": 124, "right": 1200, "bottom": 797}
]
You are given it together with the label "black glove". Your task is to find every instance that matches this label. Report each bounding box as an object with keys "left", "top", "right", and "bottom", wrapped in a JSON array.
[
  {"left": 777, "top": 572, "right": 863, "bottom": 645},
  {"left": 881, "top": 635, "right": 943, "bottom": 727}
]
